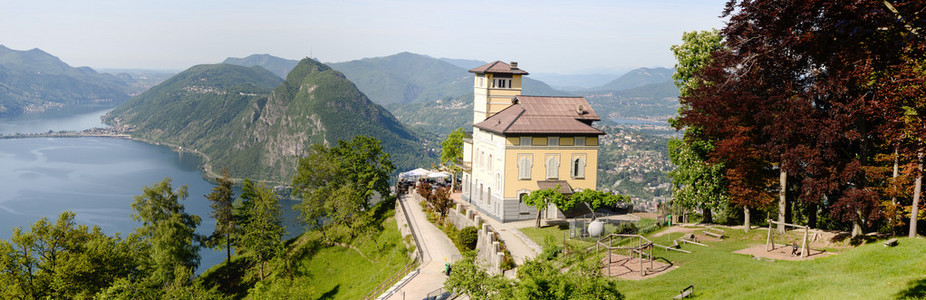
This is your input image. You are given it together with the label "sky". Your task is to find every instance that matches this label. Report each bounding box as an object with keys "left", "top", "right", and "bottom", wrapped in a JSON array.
[{"left": 0, "top": 0, "right": 729, "bottom": 75}]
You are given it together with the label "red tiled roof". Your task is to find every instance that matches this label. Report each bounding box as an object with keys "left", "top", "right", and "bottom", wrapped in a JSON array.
[
  {"left": 469, "top": 61, "right": 529, "bottom": 75},
  {"left": 474, "top": 96, "right": 604, "bottom": 135}
]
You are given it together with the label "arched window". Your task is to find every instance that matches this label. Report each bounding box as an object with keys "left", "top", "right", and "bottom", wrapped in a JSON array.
[
  {"left": 518, "top": 156, "right": 532, "bottom": 180},
  {"left": 487, "top": 187, "right": 492, "bottom": 205},
  {"left": 546, "top": 156, "right": 559, "bottom": 179},
  {"left": 571, "top": 156, "right": 586, "bottom": 179},
  {"left": 479, "top": 183, "right": 483, "bottom": 204},
  {"left": 488, "top": 154, "right": 493, "bottom": 171}
]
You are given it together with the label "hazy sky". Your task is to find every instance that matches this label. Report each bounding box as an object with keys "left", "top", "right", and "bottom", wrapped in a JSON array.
[{"left": 1, "top": 0, "right": 728, "bottom": 74}]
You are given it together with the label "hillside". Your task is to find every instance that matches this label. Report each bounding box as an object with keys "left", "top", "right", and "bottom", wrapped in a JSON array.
[
  {"left": 328, "top": 52, "right": 565, "bottom": 105},
  {"left": 106, "top": 60, "right": 433, "bottom": 181},
  {"left": 590, "top": 67, "right": 675, "bottom": 92},
  {"left": 0, "top": 45, "right": 130, "bottom": 117},
  {"left": 222, "top": 54, "right": 298, "bottom": 79}
]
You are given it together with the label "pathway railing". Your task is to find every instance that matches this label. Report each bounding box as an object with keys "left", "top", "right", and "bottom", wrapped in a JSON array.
[{"left": 360, "top": 259, "right": 419, "bottom": 300}]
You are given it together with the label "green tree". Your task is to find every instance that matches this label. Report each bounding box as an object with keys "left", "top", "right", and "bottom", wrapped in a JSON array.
[
  {"left": 523, "top": 187, "right": 570, "bottom": 228},
  {"left": 669, "top": 29, "right": 729, "bottom": 225},
  {"left": 570, "top": 189, "right": 630, "bottom": 220},
  {"left": 440, "top": 127, "right": 466, "bottom": 191},
  {"left": 292, "top": 135, "right": 395, "bottom": 240},
  {"left": 444, "top": 256, "right": 510, "bottom": 300},
  {"left": 130, "top": 177, "right": 201, "bottom": 286},
  {"left": 237, "top": 181, "right": 286, "bottom": 280},
  {"left": 206, "top": 168, "right": 235, "bottom": 267}
]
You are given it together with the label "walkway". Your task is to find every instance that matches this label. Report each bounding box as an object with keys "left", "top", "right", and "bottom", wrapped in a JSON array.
[
  {"left": 387, "top": 193, "right": 461, "bottom": 300},
  {"left": 450, "top": 193, "right": 541, "bottom": 268}
]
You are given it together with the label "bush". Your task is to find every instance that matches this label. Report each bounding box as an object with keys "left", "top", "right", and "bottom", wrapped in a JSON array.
[
  {"left": 614, "top": 222, "right": 638, "bottom": 234},
  {"left": 457, "top": 226, "right": 478, "bottom": 251}
]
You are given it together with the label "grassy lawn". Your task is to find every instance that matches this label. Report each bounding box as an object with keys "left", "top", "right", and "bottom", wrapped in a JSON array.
[{"left": 522, "top": 223, "right": 926, "bottom": 299}]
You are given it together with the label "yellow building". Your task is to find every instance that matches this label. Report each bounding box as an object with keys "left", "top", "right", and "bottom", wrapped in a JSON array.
[{"left": 461, "top": 61, "right": 604, "bottom": 222}]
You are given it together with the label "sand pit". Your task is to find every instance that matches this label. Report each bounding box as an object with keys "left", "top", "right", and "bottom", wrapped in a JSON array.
[
  {"left": 599, "top": 253, "right": 676, "bottom": 280},
  {"left": 733, "top": 243, "right": 834, "bottom": 261}
]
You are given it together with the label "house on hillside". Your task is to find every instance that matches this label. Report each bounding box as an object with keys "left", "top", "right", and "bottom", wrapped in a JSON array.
[{"left": 461, "top": 61, "right": 605, "bottom": 222}]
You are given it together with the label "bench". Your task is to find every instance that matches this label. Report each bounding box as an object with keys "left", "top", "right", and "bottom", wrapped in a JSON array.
[
  {"left": 884, "top": 238, "right": 899, "bottom": 247},
  {"left": 673, "top": 284, "right": 694, "bottom": 299}
]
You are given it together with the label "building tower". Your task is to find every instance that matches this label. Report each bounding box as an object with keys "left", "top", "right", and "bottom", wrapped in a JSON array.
[{"left": 469, "top": 61, "right": 528, "bottom": 123}]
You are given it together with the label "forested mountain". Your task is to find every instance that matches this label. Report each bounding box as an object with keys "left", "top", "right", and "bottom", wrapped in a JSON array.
[
  {"left": 328, "top": 52, "right": 565, "bottom": 105},
  {"left": 222, "top": 54, "right": 298, "bottom": 79},
  {"left": 0, "top": 45, "right": 130, "bottom": 117},
  {"left": 106, "top": 60, "right": 432, "bottom": 181},
  {"left": 590, "top": 67, "right": 675, "bottom": 92}
]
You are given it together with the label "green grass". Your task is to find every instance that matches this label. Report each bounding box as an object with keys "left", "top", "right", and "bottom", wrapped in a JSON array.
[{"left": 522, "top": 224, "right": 926, "bottom": 299}]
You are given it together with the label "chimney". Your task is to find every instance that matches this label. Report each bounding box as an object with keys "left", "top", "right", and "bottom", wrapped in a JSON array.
[
  {"left": 577, "top": 105, "right": 585, "bottom": 115},
  {"left": 510, "top": 61, "right": 518, "bottom": 69}
]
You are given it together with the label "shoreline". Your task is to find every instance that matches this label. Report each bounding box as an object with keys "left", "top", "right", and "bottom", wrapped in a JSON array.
[{"left": 1, "top": 130, "right": 293, "bottom": 191}]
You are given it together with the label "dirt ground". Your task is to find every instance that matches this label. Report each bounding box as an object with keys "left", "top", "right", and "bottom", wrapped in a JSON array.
[
  {"left": 599, "top": 253, "right": 677, "bottom": 280},
  {"left": 733, "top": 243, "right": 834, "bottom": 261}
]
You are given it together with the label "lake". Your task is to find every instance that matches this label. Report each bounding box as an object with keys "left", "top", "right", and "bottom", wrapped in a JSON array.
[
  {"left": 0, "top": 106, "right": 115, "bottom": 135},
  {"left": 0, "top": 110, "right": 302, "bottom": 273}
]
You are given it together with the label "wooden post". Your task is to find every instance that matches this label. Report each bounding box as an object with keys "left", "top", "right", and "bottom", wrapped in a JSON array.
[
  {"left": 801, "top": 225, "right": 809, "bottom": 258},
  {"left": 766, "top": 221, "right": 774, "bottom": 251}
]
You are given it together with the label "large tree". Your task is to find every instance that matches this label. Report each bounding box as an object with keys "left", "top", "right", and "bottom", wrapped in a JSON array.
[
  {"left": 206, "top": 168, "right": 235, "bottom": 267},
  {"left": 292, "top": 135, "right": 395, "bottom": 239},
  {"left": 669, "top": 29, "right": 730, "bottom": 225},
  {"left": 236, "top": 180, "right": 285, "bottom": 280},
  {"left": 130, "top": 177, "right": 201, "bottom": 285}
]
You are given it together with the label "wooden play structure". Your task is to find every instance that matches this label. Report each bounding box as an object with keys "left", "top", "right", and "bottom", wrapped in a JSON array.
[
  {"left": 765, "top": 219, "right": 810, "bottom": 258},
  {"left": 596, "top": 234, "right": 685, "bottom": 277},
  {"left": 702, "top": 226, "right": 725, "bottom": 240}
]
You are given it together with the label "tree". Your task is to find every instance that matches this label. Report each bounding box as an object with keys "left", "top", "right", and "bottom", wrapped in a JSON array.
[
  {"left": 429, "top": 187, "right": 455, "bottom": 224},
  {"left": 130, "top": 177, "right": 201, "bottom": 286},
  {"left": 444, "top": 256, "right": 510, "bottom": 300},
  {"left": 523, "top": 187, "right": 569, "bottom": 228},
  {"left": 206, "top": 168, "right": 235, "bottom": 267},
  {"left": 669, "top": 29, "right": 729, "bottom": 225},
  {"left": 292, "top": 135, "right": 395, "bottom": 240},
  {"left": 0, "top": 212, "right": 136, "bottom": 299},
  {"left": 570, "top": 189, "right": 630, "bottom": 221},
  {"left": 237, "top": 181, "right": 286, "bottom": 280},
  {"left": 441, "top": 127, "right": 466, "bottom": 192}
]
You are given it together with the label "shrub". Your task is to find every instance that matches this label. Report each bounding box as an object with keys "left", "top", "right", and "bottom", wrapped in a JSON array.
[
  {"left": 458, "top": 226, "right": 479, "bottom": 251},
  {"left": 614, "top": 222, "right": 637, "bottom": 234}
]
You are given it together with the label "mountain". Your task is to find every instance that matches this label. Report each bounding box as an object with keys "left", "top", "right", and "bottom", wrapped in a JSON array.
[
  {"left": 0, "top": 45, "right": 130, "bottom": 117},
  {"left": 222, "top": 54, "right": 298, "bottom": 79},
  {"left": 531, "top": 72, "right": 627, "bottom": 91},
  {"left": 590, "top": 67, "right": 675, "bottom": 92},
  {"left": 438, "top": 57, "right": 486, "bottom": 69},
  {"left": 328, "top": 52, "right": 566, "bottom": 105},
  {"left": 106, "top": 60, "right": 432, "bottom": 181},
  {"left": 582, "top": 81, "right": 681, "bottom": 123}
]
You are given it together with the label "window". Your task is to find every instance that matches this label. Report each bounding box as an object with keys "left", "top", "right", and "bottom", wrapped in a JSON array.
[
  {"left": 519, "top": 193, "right": 527, "bottom": 204},
  {"left": 520, "top": 137, "right": 532, "bottom": 146},
  {"left": 477, "top": 77, "right": 485, "bottom": 87},
  {"left": 575, "top": 136, "right": 586, "bottom": 146},
  {"left": 487, "top": 187, "right": 491, "bottom": 205},
  {"left": 549, "top": 137, "right": 559, "bottom": 146},
  {"left": 493, "top": 78, "right": 511, "bottom": 88},
  {"left": 571, "top": 156, "right": 586, "bottom": 179},
  {"left": 546, "top": 156, "right": 559, "bottom": 179},
  {"left": 488, "top": 154, "right": 493, "bottom": 171},
  {"left": 518, "top": 156, "right": 532, "bottom": 180}
]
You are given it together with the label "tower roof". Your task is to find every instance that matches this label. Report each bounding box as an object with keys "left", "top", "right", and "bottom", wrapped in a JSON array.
[
  {"left": 474, "top": 96, "right": 603, "bottom": 135},
  {"left": 469, "top": 61, "right": 529, "bottom": 75}
]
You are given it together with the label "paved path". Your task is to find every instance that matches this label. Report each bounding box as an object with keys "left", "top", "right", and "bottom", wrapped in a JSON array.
[
  {"left": 387, "top": 193, "right": 461, "bottom": 300},
  {"left": 450, "top": 193, "right": 541, "bottom": 269}
]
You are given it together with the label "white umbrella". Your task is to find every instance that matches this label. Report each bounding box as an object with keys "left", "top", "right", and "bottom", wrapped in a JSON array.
[
  {"left": 427, "top": 172, "right": 450, "bottom": 178},
  {"left": 400, "top": 168, "right": 431, "bottom": 179}
]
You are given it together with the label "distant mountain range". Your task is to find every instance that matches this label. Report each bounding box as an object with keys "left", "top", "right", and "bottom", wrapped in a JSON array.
[
  {"left": 222, "top": 54, "right": 297, "bottom": 79},
  {"left": 106, "top": 60, "right": 432, "bottom": 181},
  {"left": 0, "top": 45, "right": 131, "bottom": 117},
  {"left": 590, "top": 67, "right": 675, "bottom": 92}
]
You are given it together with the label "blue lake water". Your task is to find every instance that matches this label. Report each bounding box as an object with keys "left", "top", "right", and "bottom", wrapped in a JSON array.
[
  {"left": 0, "top": 110, "right": 302, "bottom": 273},
  {"left": 0, "top": 106, "right": 114, "bottom": 135}
]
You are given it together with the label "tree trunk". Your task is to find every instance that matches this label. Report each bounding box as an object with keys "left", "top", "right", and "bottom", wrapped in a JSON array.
[
  {"left": 910, "top": 149, "right": 923, "bottom": 238},
  {"left": 852, "top": 218, "right": 862, "bottom": 237},
  {"left": 893, "top": 146, "right": 900, "bottom": 206},
  {"left": 743, "top": 206, "right": 750, "bottom": 232},
  {"left": 702, "top": 207, "right": 713, "bottom": 224},
  {"left": 807, "top": 202, "right": 817, "bottom": 229},
  {"left": 778, "top": 168, "right": 787, "bottom": 234},
  {"left": 536, "top": 209, "right": 543, "bottom": 228},
  {"left": 226, "top": 236, "right": 231, "bottom": 266}
]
